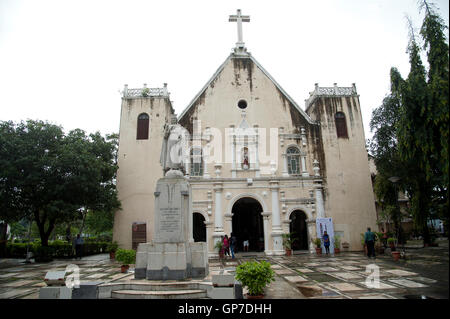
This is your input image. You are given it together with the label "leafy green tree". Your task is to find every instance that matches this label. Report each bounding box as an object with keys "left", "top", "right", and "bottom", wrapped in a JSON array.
[
  {"left": 0, "top": 120, "right": 120, "bottom": 246},
  {"left": 419, "top": 1, "right": 449, "bottom": 226},
  {"left": 370, "top": 1, "right": 448, "bottom": 243}
]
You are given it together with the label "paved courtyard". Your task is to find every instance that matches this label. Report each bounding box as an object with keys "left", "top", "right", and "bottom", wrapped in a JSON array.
[{"left": 0, "top": 239, "right": 448, "bottom": 299}]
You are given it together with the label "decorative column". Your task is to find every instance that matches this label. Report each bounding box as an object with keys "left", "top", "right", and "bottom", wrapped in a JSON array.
[
  {"left": 231, "top": 133, "right": 237, "bottom": 178},
  {"left": 254, "top": 125, "right": 260, "bottom": 177},
  {"left": 205, "top": 221, "right": 215, "bottom": 258},
  {"left": 261, "top": 212, "right": 271, "bottom": 254},
  {"left": 282, "top": 153, "right": 289, "bottom": 177},
  {"left": 224, "top": 213, "right": 233, "bottom": 236},
  {"left": 301, "top": 154, "right": 308, "bottom": 177},
  {"left": 307, "top": 220, "right": 317, "bottom": 253},
  {"left": 212, "top": 183, "right": 225, "bottom": 247},
  {"left": 270, "top": 181, "right": 284, "bottom": 255},
  {"left": 313, "top": 160, "right": 325, "bottom": 218}
]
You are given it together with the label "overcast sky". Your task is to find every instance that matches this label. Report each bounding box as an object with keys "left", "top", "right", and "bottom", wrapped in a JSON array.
[{"left": 1, "top": 0, "right": 448, "bottom": 140}]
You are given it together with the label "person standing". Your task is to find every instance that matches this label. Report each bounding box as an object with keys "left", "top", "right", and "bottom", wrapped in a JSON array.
[
  {"left": 230, "top": 232, "right": 237, "bottom": 259},
  {"left": 322, "top": 231, "right": 330, "bottom": 255},
  {"left": 365, "top": 227, "right": 376, "bottom": 258},
  {"left": 75, "top": 234, "right": 84, "bottom": 260},
  {"left": 223, "top": 235, "right": 230, "bottom": 257}
]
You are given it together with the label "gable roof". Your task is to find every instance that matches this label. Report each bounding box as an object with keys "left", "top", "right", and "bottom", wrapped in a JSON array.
[{"left": 178, "top": 52, "right": 315, "bottom": 125}]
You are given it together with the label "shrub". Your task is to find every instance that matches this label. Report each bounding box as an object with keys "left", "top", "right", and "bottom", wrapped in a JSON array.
[
  {"left": 107, "top": 241, "right": 119, "bottom": 253},
  {"left": 115, "top": 248, "right": 136, "bottom": 265},
  {"left": 214, "top": 240, "right": 223, "bottom": 253},
  {"left": 312, "top": 238, "right": 321, "bottom": 248},
  {"left": 235, "top": 261, "right": 275, "bottom": 296},
  {"left": 334, "top": 235, "right": 341, "bottom": 249}
]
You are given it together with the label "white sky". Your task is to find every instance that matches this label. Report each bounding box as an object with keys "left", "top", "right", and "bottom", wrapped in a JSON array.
[{"left": 0, "top": 0, "right": 448, "bottom": 140}]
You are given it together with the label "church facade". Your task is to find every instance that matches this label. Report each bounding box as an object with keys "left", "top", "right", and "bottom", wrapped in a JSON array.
[{"left": 112, "top": 11, "right": 377, "bottom": 256}]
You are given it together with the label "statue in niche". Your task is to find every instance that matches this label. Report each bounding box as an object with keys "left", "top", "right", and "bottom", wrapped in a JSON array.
[{"left": 242, "top": 147, "right": 250, "bottom": 169}]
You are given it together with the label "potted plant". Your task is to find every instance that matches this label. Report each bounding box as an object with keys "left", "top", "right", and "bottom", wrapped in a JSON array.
[
  {"left": 107, "top": 241, "right": 119, "bottom": 260},
  {"left": 235, "top": 260, "right": 275, "bottom": 299},
  {"left": 333, "top": 235, "right": 341, "bottom": 254},
  {"left": 282, "top": 233, "right": 296, "bottom": 256},
  {"left": 387, "top": 237, "right": 396, "bottom": 251},
  {"left": 214, "top": 240, "right": 224, "bottom": 259},
  {"left": 115, "top": 248, "right": 136, "bottom": 273},
  {"left": 312, "top": 238, "right": 322, "bottom": 255}
]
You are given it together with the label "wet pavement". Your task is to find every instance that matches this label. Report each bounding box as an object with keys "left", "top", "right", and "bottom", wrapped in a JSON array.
[{"left": 0, "top": 239, "right": 448, "bottom": 299}]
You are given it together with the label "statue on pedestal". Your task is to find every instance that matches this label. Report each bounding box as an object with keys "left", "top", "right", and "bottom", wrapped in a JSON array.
[{"left": 160, "top": 115, "right": 189, "bottom": 176}]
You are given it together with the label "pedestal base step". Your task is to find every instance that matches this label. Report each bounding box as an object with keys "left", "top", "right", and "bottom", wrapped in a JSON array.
[{"left": 111, "top": 289, "right": 207, "bottom": 299}]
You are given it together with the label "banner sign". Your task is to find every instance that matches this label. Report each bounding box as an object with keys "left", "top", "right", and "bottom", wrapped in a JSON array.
[{"left": 316, "top": 218, "right": 335, "bottom": 254}]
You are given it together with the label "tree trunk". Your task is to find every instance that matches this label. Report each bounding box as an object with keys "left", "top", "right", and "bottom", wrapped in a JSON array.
[{"left": 34, "top": 210, "right": 56, "bottom": 247}]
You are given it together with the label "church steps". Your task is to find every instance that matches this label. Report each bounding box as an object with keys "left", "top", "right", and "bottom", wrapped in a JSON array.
[{"left": 111, "top": 289, "right": 207, "bottom": 299}]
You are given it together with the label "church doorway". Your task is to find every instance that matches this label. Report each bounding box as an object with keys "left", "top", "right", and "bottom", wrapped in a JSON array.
[
  {"left": 289, "top": 210, "right": 308, "bottom": 250},
  {"left": 231, "top": 197, "right": 264, "bottom": 252},
  {"left": 193, "top": 212, "right": 206, "bottom": 242}
]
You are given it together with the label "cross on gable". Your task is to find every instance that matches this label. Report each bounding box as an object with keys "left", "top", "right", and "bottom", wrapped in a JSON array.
[{"left": 229, "top": 9, "right": 250, "bottom": 49}]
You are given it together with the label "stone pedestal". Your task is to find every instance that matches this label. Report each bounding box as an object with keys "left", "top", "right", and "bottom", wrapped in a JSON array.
[{"left": 135, "top": 171, "right": 208, "bottom": 280}]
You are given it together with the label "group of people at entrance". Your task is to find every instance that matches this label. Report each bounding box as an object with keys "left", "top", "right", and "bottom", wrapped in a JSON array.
[{"left": 221, "top": 232, "right": 250, "bottom": 259}]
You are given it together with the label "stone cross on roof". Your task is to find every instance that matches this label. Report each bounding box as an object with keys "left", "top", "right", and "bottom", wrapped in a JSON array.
[{"left": 229, "top": 9, "right": 250, "bottom": 49}]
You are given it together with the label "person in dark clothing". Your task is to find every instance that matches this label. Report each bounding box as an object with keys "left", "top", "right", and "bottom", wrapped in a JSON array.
[
  {"left": 364, "top": 227, "right": 376, "bottom": 258},
  {"left": 229, "top": 233, "right": 237, "bottom": 259},
  {"left": 223, "top": 235, "right": 230, "bottom": 257},
  {"left": 323, "top": 231, "right": 331, "bottom": 254},
  {"left": 75, "top": 234, "right": 84, "bottom": 260}
]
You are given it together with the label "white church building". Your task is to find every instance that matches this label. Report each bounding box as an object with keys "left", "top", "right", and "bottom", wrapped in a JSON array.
[{"left": 113, "top": 10, "right": 378, "bottom": 256}]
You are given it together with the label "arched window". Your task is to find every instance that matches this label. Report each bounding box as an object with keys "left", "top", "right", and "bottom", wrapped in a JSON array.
[
  {"left": 190, "top": 148, "right": 203, "bottom": 176},
  {"left": 287, "top": 147, "right": 300, "bottom": 175},
  {"left": 136, "top": 113, "right": 149, "bottom": 140},
  {"left": 335, "top": 112, "right": 348, "bottom": 138}
]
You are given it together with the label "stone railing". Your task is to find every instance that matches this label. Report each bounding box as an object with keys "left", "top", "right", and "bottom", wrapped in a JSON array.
[
  {"left": 122, "top": 83, "right": 169, "bottom": 98},
  {"left": 305, "top": 83, "right": 357, "bottom": 109}
]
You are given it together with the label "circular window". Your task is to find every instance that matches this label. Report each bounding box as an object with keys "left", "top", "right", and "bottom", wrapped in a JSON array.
[{"left": 238, "top": 99, "right": 248, "bottom": 109}]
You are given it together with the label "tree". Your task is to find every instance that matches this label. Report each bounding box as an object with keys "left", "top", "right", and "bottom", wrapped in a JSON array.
[
  {"left": 0, "top": 120, "right": 120, "bottom": 246},
  {"left": 370, "top": 2, "right": 448, "bottom": 243},
  {"left": 420, "top": 1, "right": 449, "bottom": 226}
]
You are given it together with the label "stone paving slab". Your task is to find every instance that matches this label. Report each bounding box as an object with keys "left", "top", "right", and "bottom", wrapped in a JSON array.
[
  {"left": 296, "top": 268, "right": 314, "bottom": 273},
  {"left": 274, "top": 269, "right": 296, "bottom": 275},
  {"left": 332, "top": 272, "right": 365, "bottom": 280},
  {"left": 326, "top": 282, "right": 364, "bottom": 292},
  {"left": 357, "top": 293, "right": 396, "bottom": 299},
  {"left": 385, "top": 269, "right": 419, "bottom": 277},
  {"left": 412, "top": 276, "right": 437, "bottom": 284},
  {"left": 339, "top": 265, "right": 361, "bottom": 271},
  {"left": 270, "top": 264, "right": 282, "bottom": 269},
  {"left": 3, "top": 280, "right": 39, "bottom": 288},
  {"left": 0, "top": 288, "right": 36, "bottom": 299},
  {"left": 284, "top": 275, "right": 308, "bottom": 283},
  {"left": 316, "top": 267, "right": 339, "bottom": 272},
  {"left": 357, "top": 281, "right": 399, "bottom": 290},
  {"left": 303, "top": 263, "right": 320, "bottom": 267},
  {"left": 388, "top": 279, "right": 428, "bottom": 288}
]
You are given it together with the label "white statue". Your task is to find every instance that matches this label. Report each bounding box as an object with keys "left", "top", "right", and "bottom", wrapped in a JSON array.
[{"left": 160, "top": 115, "right": 189, "bottom": 175}]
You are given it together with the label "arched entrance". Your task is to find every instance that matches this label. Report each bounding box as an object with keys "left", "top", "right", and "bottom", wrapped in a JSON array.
[
  {"left": 232, "top": 197, "right": 264, "bottom": 252},
  {"left": 289, "top": 210, "right": 308, "bottom": 250},
  {"left": 193, "top": 212, "right": 206, "bottom": 242}
]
